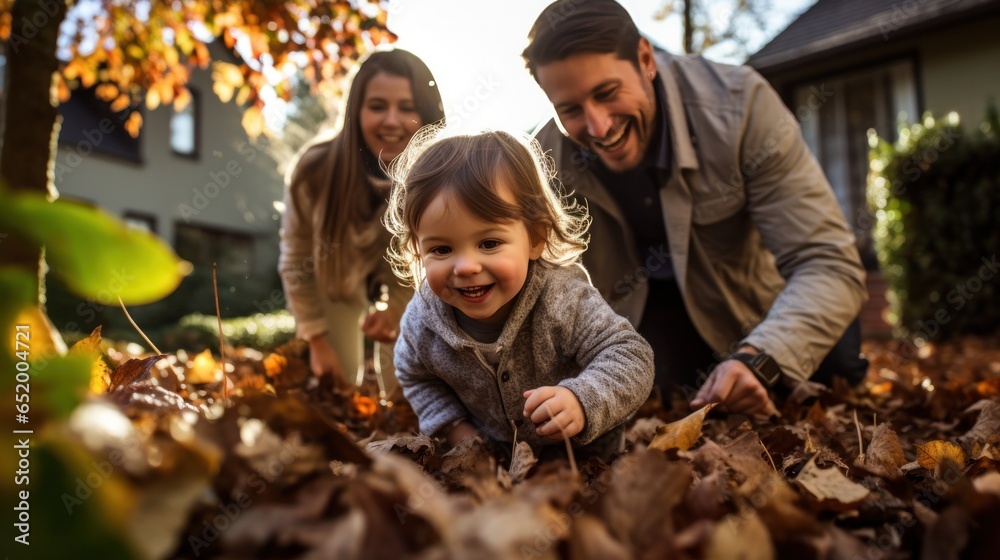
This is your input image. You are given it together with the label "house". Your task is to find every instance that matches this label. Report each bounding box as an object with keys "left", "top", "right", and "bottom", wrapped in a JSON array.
[
  {"left": 53, "top": 62, "right": 285, "bottom": 283},
  {"left": 32, "top": 49, "right": 294, "bottom": 334},
  {"left": 747, "top": 0, "right": 1000, "bottom": 336}
]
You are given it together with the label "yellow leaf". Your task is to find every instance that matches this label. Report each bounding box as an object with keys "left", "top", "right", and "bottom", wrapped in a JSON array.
[
  {"left": 69, "top": 326, "right": 112, "bottom": 393},
  {"left": 95, "top": 83, "right": 119, "bottom": 102},
  {"left": 124, "top": 112, "right": 143, "bottom": 137},
  {"left": 173, "top": 88, "right": 192, "bottom": 112},
  {"left": 241, "top": 106, "right": 265, "bottom": 139},
  {"left": 10, "top": 306, "right": 67, "bottom": 360},
  {"left": 213, "top": 80, "right": 235, "bottom": 104},
  {"left": 262, "top": 353, "right": 287, "bottom": 377},
  {"left": 916, "top": 440, "right": 967, "bottom": 470},
  {"left": 234, "top": 84, "right": 251, "bottom": 106},
  {"left": 126, "top": 44, "right": 144, "bottom": 59},
  {"left": 111, "top": 94, "right": 132, "bottom": 113},
  {"left": 145, "top": 88, "right": 160, "bottom": 110},
  {"left": 57, "top": 76, "right": 72, "bottom": 103},
  {"left": 649, "top": 403, "right": 714, "bottom": 451},
  {"left": 187, "top": 349, "right": 219, "bottom": 384}
]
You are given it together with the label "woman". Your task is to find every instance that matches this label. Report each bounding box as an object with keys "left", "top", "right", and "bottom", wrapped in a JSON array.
[{"left": 279, "top": 49, "right": 444, "bottom": 393}]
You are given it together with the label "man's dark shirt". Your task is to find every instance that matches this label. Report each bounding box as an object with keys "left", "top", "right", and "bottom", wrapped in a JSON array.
[{"left": 585, "top": 75, "right": 674, "bottom": 279}]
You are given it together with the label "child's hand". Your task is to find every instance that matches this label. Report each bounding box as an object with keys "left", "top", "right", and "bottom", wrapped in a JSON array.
[{"left": 523, "top": 387, "right": 585, "bottom": 440}]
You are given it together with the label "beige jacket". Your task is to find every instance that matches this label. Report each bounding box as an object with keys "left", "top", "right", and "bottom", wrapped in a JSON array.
[
  {"left": 535, "top": 52, "right": 867, "bottom": 382},
  {"left": 279, "top": 141, "right": 408, "bottom": 340}
]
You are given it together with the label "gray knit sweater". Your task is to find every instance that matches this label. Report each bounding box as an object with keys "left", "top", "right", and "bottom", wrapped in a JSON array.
[{"left": 394, "top": 261, "right": 655, "bottom": 454}]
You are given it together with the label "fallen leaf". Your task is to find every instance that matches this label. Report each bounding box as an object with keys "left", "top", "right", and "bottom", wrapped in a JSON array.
[
  {"left": 187, "top": 348, "right": 220, "bottom": 384},
  {"left": 795, "top": 458, "right": 870, "bottom": 511},
  {"left": 916, "top": 440, "right": 967, "bottom": 471},
  {"left": 262, "top": 352, "right": 287, "bottom": 377},
  {"left": 365, "top": 433, "right": 435, "bottom": 456},
  {"left": 649, "top": 404, "right": 714, "bottom": 451},
  {"left": 860, "top": 423, "right": 906, "bottom": 480},
  {"left": 601, "top": 446, "right": 692, "bottom": 556},
  {"left": 351, "top": 392, "right": 377, "bottom": 418},
  {"left": 568, "top": 515, "right": 630, "bottom": 560},
  {"left": 69, "top": 326, "right": 113, "bottom": 393},
  {"left": 509, "top": 441, "right": 538, "bottom": 483},
  {"left": 109, "top": 355, "right": 166, "bottom": 392},
  {"left": 705, "top": 510, "right": 775, "bottom": 560},
  {"left": 963, "top": 399, "right": 1000, "bottom": 441}
]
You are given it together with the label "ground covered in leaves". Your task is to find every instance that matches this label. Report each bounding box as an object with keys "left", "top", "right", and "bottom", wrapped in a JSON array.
[{"left": 66, "top": 330, "right": 1000, "bottom": 559}]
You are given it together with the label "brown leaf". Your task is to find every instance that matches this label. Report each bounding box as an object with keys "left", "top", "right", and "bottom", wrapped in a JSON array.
[
  {"left": 795, "top": 458, "right": 870, "bottom": 511},
  {"left": 601, "top": 446, "right": 692, "bottom": 555},
  {"left": 568, "top": 515, "right": 630, "bottom": 560},
  {"left": 722, "top": 428, "right": 773, "bottom": 483},
  {"left": 861, "top": 423, "right": 906, "bottom": 480},
  {"left": 109, "top": 355, "right": 166, "bottom": 392},
  {"left": 509, "top": 441, "right": 538, "bottom": 483},
  {"left": 221, "top": 475, "right": 344, "bottom": 552},
  {"left": 755, "top": 476, "right": 824, "bottom": 542},
  {"left": 235, "top": 420, "right": 327, "bottom": 485},
  {"left": 365, "top": 433, "right": 435, "bottom": 466},
  {"left": 963, "top": 399, "right": 1000, "bottom": 441},
  {"left": 649, "top": 403, "right": 714, "bottom": 451},
  {"left": 625, "top": 417, "right": 665, "bottom": 446},
  {"left": 705, "top": 510, "right": 775, "bottom": 560}
]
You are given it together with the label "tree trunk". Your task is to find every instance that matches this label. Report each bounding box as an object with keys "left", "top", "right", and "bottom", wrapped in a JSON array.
[
  {"left": 682, "top": 0, "right": 693, "bottom": 54},
  {"left": 0, "top": 0, "right": 69, "bottom": 299}
]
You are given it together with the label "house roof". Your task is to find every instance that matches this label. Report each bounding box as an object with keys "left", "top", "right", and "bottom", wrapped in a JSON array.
[{"left": 748, "top": 0, "right": 1000, "bottom": 73}]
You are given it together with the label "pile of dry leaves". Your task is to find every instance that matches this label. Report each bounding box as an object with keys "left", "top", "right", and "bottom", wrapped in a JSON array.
[{"left": 65, "top": 329, "right": 1000, "bottom": 559}]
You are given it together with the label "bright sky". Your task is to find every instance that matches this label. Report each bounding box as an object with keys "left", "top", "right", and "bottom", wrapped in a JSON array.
[{"left": 389, "top": 0, "right": 814, "bottom": 133}]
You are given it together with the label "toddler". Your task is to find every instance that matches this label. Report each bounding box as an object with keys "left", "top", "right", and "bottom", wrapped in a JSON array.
[{"left": 385, "top": 130, "right": 654, "bottom": 460}]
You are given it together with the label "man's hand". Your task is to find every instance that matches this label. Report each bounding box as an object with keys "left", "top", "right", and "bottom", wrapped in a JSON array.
[
  {"left": 523, "top": 386, "right": 585, "bottom": 440},
  {"left": 361, "top": 310, "right": 399, "bottom": 343},
  {"left": 308, "top": 334, "right": 348, "bottom": 386},
  {"left": 691, "top": 346, "right": 778, "bottom": 415}
]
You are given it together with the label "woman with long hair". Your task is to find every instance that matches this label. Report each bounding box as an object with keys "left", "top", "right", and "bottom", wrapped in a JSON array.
[{"left": 279, "top": 49, "right": 444, "bottom": 395}]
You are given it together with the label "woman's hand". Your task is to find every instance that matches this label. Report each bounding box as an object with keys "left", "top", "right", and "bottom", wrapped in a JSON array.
[
  {"left": 308, "top": 334, "right": 347, "bottom": 385},
  {"left": 523, "top": 387, "right": 585, "bottom": 440},
  {"left": 361, "top": 309, "right": 399, "bottom": 343}
]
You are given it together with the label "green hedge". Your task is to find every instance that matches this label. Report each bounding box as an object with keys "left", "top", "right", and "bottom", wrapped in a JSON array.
[
  {"left": 157, "top": 310, "right": 297, "bottom": 352},
  {"left": 867, "top": 106, "right": 1000, "bottom": 340}
]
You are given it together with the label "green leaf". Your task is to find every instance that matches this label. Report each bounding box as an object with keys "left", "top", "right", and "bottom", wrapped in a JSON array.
[{"left": 0, "top": 189, "right": 191, "bottom": 305}]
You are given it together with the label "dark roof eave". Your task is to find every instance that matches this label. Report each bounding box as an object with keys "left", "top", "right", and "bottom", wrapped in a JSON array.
[{"left": 749, "top": 0, "right": 1000, "bottom": 75}]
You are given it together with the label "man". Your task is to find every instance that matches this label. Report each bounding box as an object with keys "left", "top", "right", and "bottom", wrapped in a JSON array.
[{"left": 522, "top": 0, "right": 869, "bottom": 414}]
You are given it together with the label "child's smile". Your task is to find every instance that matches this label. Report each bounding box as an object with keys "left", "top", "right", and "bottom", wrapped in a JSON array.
[{"left": 415, "top": 183, "right": 544, "bottom": 324}]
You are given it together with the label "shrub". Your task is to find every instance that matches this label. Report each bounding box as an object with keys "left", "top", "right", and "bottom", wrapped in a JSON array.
[
  {"left": 157, "top": 310, "right": 297, "bottom": 352},
  {"left": 867, "top": 106, "right": 1000, "bottom": 340}
]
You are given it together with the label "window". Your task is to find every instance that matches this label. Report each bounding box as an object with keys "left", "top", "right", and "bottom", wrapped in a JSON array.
[
  {"left": 123, "top": 211, "right": 157, "bottom": 234},
  {"left": 171, "top": 89, "right": 199, "bottom": 158},
  {"left": 174, "top": 223, "right": 254, "bottom": 276},
  {"left": 793, "top": 59, "right": 918, "bottom": 269}
]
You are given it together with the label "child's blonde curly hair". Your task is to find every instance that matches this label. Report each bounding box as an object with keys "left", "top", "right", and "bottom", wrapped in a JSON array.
[{"left": 384, "top": 128, "right": 590, "bottom": 289}]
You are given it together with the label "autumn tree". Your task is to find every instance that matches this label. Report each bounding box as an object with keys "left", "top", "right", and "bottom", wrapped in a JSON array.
[
  {"left": 0, "top": 0, "right": 393, "bottom": 293},
  {"left": 655, "top": 0, "right": 771, "bottom": 59}
]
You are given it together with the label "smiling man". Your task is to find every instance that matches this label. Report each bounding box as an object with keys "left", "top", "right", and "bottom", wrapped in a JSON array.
[{"left": 523, "top": 0, "right": 870, "bottom": 414}]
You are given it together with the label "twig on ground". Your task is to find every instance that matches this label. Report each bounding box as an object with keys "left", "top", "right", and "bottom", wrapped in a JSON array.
[
  {"left": 118, "top": 295, "right": 161, "bottom": 354},
  {"left": 213, "top": 263, "right": 232, "bottom": 399}
]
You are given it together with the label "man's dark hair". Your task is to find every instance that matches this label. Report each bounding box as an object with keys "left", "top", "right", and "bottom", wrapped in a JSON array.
[{"left": 521, "top": 0, "right": 641, "bottom": 80}]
